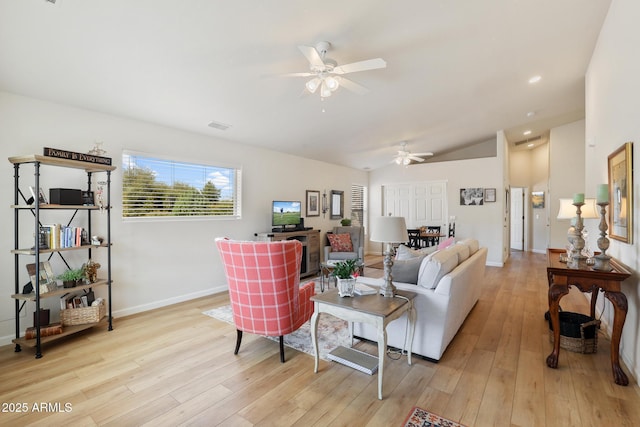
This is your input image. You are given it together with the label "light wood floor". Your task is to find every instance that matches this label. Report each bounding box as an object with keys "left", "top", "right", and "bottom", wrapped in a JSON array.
[{"left": 1, "top": 251, "right": 639, "bottom": 426}]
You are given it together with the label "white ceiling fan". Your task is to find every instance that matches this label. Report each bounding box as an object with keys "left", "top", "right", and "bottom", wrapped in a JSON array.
[
  {"left": 392, "top": 142, "right": 433, "bottom": 166},
  {"left": 282, "top": 41, "right": 386, "bottom": 98}
]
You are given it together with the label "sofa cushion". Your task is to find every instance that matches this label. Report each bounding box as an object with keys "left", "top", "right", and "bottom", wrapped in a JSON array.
[
  {"left": 417, "top": 246, "right": 459, "bottom": 289},
  {"left": 327, "top": 233, "right": 353, "bottom": 252},
  {"left": 395, "top": 244, "right": 438, "bottom": 260},
  {"left": 457, "top": 238, "right": 479, "bottom": 255},
  {"left": 452, "top": 242, "right": 470, "bottom": 262},
  {"left": 391, "top": 255, "right": 425, "bottom": 284}
]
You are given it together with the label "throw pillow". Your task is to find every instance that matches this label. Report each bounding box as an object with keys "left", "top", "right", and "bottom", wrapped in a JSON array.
[
  {"left": 417, "top": 246, "right": 459, "bottom": 289},
  {"left": 395, "top": 244, "right": 438, "bottom": 261},
  {"left": 391, "top": 255, "right": 426, "bottom": 284},
  {"left": 437, "top": 237, "right": 455, "bottom": 250},
  {"left": 453, "top": 242, "right": 470, "bottom": 262},
  {"left": 327, "top": 233, "right": 353, "bottom": 252}
]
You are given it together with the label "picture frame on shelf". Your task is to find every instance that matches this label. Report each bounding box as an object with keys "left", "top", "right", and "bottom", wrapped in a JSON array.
[
  {"left": 608, "top": 142, "right": 633, "bottom": 243},
  {"left": 531, "top": 191, "right": 545, "bottom": 208},
  {"left": 306, "top": 190, "right": 320, "bottom": 217},
  {"left": 82, "top": 190, "right": 95, "bottom": 206},
  {"left": 484, "top": 188, "right": 496, "bottom": 203},
  {"left": 28, "top": 186, "right": 48, "bottom": 205}
]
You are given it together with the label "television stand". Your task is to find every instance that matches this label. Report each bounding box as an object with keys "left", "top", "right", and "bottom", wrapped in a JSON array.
[{"left": 255, "top": 229, "right": 320, "bottom": 278}]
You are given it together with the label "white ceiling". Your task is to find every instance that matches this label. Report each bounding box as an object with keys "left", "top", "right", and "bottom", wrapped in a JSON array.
[{"left": 0, "top": 0, "right": 611, "bottom": 170}]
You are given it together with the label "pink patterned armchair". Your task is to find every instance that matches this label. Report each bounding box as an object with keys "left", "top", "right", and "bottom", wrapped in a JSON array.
[{"left": 215, "top": 238, "right": 315, "bottom": 362}]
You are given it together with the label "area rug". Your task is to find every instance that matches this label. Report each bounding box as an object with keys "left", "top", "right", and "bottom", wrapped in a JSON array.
[
  {"left": 203, "top": 304, "right": 358, "bottom": 361},
  {"left": 402, "top": 406, "right": 465, "bottom": 427},
  {"left": 367, "top": 261, "right": 385, "bottom": 269}
]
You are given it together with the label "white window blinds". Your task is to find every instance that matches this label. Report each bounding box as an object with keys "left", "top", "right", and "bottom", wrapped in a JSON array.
[{"left": 122, "top": 151, "right": 241, "bottom": 219}]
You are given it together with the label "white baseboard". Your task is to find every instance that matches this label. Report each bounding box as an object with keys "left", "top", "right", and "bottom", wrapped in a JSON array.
[{"left": 0, "top": 285, "right": 229, "bottom": 347}]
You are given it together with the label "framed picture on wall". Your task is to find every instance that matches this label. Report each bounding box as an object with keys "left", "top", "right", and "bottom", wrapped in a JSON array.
[
  {"left": 460, "top": 188, "right": 484, "bottom": 205},
  {"left": 608, "top": 142, "right": 633, "bottom": 243},
  {"left": 531, "top": 191, "right": 545, "bottom": 209},
  {"left": 484, "top": 188, "right": 496, "bottom": 203},
  {"left": 306, "top": 190, "right": 320, "bottom": 217},
  {"left": 330, "top": 190, "right": 344, "bottom": 219}
]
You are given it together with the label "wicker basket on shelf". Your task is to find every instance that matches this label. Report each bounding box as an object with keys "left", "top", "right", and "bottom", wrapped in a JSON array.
[
  {"left": 60, "top": 301, "right": 106, "bottom": 326},
  {"left": 548, "top": 311, "right": 600, "bottom": 354}
]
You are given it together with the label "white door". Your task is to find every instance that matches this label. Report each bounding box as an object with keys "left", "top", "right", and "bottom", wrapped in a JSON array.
[
  {"left": 382, "top": 182, "right": 447, "bottom": 228},
  {"left": 510, "top": 187, "right": 524, "bottom": 250}
]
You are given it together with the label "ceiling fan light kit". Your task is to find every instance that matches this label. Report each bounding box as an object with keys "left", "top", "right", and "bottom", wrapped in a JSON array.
[{"left": 287, "top": 41, "right": 386, "bottom": 99}]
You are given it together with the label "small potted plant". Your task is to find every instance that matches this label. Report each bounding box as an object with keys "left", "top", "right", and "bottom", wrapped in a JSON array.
[
  {"left": 57, "top": 268, "right": 85, "bottom": 288},
  {"left": 340, "top": 218, "right": 352, "bottom": 226},
  {"left": 332, "top": 259, "right": 358, "bottom": 297}
]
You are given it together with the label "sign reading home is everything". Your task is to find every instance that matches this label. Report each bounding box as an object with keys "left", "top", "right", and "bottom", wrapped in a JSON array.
[{"left": 43, "top": 147, "right": 112, "bottom": 166}]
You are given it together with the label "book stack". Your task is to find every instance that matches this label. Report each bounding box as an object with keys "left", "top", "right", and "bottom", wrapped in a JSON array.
[
  {"left": 25, "top": 323, "right": 63, "bottom": 340},
  {"left": 40, "top": 224, "right": 87, "bottom": 249},
  {"left": 354, "top": 283, "right": 377, "bottom": 295}
]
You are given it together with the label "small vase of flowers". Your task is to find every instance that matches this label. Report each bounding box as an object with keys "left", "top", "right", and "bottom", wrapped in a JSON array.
[{"left": 332, "top": 259, "right": 358, "bottom": 297}]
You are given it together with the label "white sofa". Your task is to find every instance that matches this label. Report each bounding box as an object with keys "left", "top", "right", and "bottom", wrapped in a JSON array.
[{"left": 354, "top": 239, "right": 487, "bottom": 361}]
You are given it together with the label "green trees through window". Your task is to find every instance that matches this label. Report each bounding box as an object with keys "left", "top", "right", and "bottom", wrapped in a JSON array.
[{"left": 122, "top": 152, "right": 240, "bottom": 218}]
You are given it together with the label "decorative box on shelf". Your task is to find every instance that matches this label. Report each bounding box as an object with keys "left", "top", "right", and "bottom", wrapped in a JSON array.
[{"left": 60, "top": 301, "right": 106, "bottom": 326}]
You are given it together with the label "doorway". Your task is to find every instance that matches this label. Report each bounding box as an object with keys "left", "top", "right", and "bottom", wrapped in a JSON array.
[{"left": 510, "top": 187, "right": 525, "bottom": 251}]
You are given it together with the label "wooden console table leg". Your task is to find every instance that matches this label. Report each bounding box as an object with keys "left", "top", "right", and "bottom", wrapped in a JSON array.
[
  {"left": 605, "top": 290, "right": 629, "bottom": 386},
  {"left": 546, "top": 282, "right": 569, "bottom": 369}
]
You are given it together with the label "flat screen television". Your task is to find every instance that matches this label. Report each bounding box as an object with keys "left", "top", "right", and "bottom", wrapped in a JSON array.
[{"left": 272, "top": 200, "right": 301, "bottom": 229}]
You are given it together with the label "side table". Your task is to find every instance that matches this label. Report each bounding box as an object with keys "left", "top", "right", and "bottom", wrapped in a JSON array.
[
  {"left": 310, "top": 287, "right": 417, "bottom": 399},
  {"left": 546, "top": 248, "right": 631, "bottom": 385}
]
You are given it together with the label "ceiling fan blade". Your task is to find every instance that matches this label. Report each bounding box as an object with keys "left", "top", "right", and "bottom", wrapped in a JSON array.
[
  {"left": 412, "top": 152, "right": 434, "bottom": 157},
  {"left": 279, "top": 72, "right": 315, "bottom": 77},
  {"left": 332, "top": 58, "right": 387, "bottom": 74},
  {"left": 408, "top": 156, "right": 425, "bottom": 162},
  {"left": 338, "top": 77, "right": 369, "bottom": 95},
  {"left": 298, "top": 45, "right": 325, "bottom": 68}
]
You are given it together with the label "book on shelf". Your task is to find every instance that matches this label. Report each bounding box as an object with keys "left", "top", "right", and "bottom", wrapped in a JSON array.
[
  {"left": 327, "top": 346, "right": 378, "bottom": 375},
  {"left": 354, "top": 283, "right": 377, "bottom": 295},
  {"left": 25, "top": 323, "right": 63, "bottom": 340}
]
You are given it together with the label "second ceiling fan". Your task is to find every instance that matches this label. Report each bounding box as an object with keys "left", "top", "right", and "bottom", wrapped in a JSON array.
[
  {"left": 282, "top": 41, "right": 386, "bottom": 98},
  {"left": 393, "top": 142, "right": 433, "bottom": 165}
]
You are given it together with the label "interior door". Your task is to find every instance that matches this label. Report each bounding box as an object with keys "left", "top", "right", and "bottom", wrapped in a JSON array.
[
  {"left": 510, "top": 187, "right": 524, "bottom": 250},
  {"left": 382, "top": 181, "right": 447, "bottom": 228}
]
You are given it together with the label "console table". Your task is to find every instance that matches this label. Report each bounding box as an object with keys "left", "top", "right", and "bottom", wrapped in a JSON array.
[
  {"left": 255, "top": 229, "right": 320, "bottom": 278},
  {"left": 310, "top": 288, "right": 417, "bottom": 400},
  {"left": 546, "top": 248, "right": 631, "bottom": 385}
]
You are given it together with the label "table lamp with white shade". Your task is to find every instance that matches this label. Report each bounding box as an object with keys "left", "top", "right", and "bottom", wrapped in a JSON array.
[{"left": 370, "top": 216, "right": 409, "bottom": 297}]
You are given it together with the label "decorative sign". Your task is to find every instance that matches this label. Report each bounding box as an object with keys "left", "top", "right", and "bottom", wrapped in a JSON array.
[{"left": 43, "top": 147, "right": 112, "bottom": 166}]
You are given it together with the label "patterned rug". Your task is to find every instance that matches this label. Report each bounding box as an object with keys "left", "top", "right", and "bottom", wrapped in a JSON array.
[
  {"left": 203, "top": 304, "right": 358, "bottom": 361},
  {"left": 402, "top": 407, "right": 464, "bottom": 427}
]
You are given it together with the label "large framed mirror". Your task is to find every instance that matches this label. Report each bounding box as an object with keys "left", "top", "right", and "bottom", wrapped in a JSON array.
[{"left": 330, "top": 190, "right": 344, "bottom": 220}]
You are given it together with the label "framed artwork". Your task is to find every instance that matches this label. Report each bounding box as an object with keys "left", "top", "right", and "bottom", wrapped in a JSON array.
[
  {"left": 29, "top": 186, "right": 48, "bottom": 204},
  {"left": 460, "top": 188, "right": 484, "bottom": 205},
  {"left": 608, "top": 142, "right": 633, "bottom": 243},
  {"left": 306, "top": 190, "right": 320, "bottom": 217},
  {"left": 484, "top": 188, "right": 496, "bottom": 203},
  {"left": 531, "top": 191, "right": 545, "bottom": 209},
  {"left": 330, "top": 190, "right": 344, "bottom": 219}
]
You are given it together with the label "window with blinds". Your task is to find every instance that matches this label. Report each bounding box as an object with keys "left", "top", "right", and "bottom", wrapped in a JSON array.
[
  {"left": 351, "top": 184, "right": 367, "bottom": 229},
  {"left": 122, "top": 151, "right": 241, "bottom": 219}
]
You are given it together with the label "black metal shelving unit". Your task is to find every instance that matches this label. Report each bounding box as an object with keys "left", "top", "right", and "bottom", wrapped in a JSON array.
[{"left": 9, "top": 154, "right": 115, "bottom": 358}]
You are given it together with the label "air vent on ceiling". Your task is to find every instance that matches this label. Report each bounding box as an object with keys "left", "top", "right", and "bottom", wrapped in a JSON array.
[
  {"left": 514, "top": 135, "right": 542, "bottom": 146},
  {"left": 207, "top": 120, "right": 231, "bottom": 131}
]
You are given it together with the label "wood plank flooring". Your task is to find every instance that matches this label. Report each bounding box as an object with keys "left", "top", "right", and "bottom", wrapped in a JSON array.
[{"left": 1, "top": 251, "right": 639, "bottom": 426}]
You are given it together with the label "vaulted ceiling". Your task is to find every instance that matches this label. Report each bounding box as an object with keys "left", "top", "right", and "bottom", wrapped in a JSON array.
[{"left": 0, "top": 0, "right": 611, "bottom": 169}]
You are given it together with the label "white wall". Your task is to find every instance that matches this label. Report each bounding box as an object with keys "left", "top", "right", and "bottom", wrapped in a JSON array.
[
  {"left": 368, "top": 141, "right": 505, "bottom": 266},
  {"left": 548, "top": 120, "right": 586, "bottom": 249},
  {"left": 0, "top": 91, "right": 368, "bottom": 344},
  {"left": 585, "top": 0, "right": 640, "bottom": 383}
]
